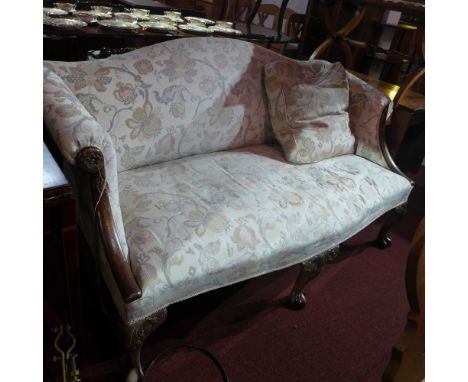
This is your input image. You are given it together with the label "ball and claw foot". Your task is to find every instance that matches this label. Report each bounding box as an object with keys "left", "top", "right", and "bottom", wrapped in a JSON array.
[
  {"left": 376, "top": 235, "right": 393, "bottom": 249},
  {"left": 126, "top": 368, "right": 141, "bottom": 382},
  {"left": 290, "top": 290, "right": 307, "bottom": 309}
]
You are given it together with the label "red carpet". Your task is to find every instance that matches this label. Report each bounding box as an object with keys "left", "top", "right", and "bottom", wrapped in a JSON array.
[{"left": 44, "top": 169, "right": 424, "bottom": 382}]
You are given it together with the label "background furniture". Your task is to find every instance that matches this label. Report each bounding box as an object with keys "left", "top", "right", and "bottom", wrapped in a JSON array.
[
  {"left": 302, "top": 0, "right": 425, "bottom": 177},
  {"left": 383, "top": 218, "right": 424, "bottom": 382},
  {"left": 281, "top": 11, "right": 306, "bottom": 57},
  {"left": 191, "top": 0, "right": 224, "bottom": 19},
  {"left": 118, "top": 0, "right": 171, "bottom": 10},
  {"left": 308, "top": 0, "right": 425, "bottom": 85},
  {"left": 222, "top": 0, "right": 295, "bottom": 46},
  {"left": 43, "top": 1, "right": 291, "bottom": 60},
  {"left": 44, "top": 142, "right": 83, "bottom": 336},
  {"left": 252, "top": 4, "right": 305, "bottom": 55}
]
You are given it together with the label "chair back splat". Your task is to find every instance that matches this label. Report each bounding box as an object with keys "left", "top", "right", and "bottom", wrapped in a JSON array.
[{"left": 310, "top": 0, "right": 425, "bottom": 89}]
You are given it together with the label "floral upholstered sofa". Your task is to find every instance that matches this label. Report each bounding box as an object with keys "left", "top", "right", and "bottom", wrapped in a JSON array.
[{"left": 43, "top": 37, "right": 413, "bottom": 381}]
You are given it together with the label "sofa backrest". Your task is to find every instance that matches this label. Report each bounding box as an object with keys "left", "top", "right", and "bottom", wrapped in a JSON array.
[
  {"left": 45, "top": 37, "right": 389, "bottom": 172},
  {"left": 45, "top": 37, "right": 286, "bottom": 172}
]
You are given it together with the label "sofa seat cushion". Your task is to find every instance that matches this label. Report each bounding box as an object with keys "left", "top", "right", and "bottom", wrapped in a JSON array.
[{"left": 117, "top": 145, "right": 412, "bottom": 323}]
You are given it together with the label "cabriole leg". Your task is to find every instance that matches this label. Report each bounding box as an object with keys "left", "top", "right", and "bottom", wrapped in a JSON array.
[
  {"left": 376, "top": 205, "right": 407, "bottom": 249},
  {"left": 122, "top": 309, "right": 168, "bottom": 382},
  {"left": 289, "top": 247, "right": 339, "bottom": 309}
]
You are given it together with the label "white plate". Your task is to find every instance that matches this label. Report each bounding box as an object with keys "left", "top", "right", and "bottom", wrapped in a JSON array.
[
  {"left": 164, "top": 11, "right": 181, "bottom": 16},
  {"left": 114, "top": 12, "right": 150, "bottom": 21},
  {"left": 139, "top": 21, "right": 177, "bottom": 31},
  {"left": 44, "top": 17, "right": 87, "bottom": 29},
  {"left": 98, "top": 19, "right": 140, "bottom": 30},
  {"left": 54, "top": 3, "right": 76, "bottom": 12},
  {"left": 164, "top": 14, "right": 184, "bottom": 23},
  {"left": 43, "top": 7, "right": 69, "bottom": 16},
  {"left": 148, "top": 15, "right": 174, "bottom": 23},
  {"left": 129, "top": 8, "right": 150, "bottom": 16},
  {"left": 134, "top": 14, "right": 151, "bottom": 21},
  {"left": 72, "top": 10, "right": 112, "bottom": 19},
  {"left": 215, "top": 21, "right": 233, "bottom": 28},
  {"left": 91, "top": 6, "right": 113, "bottom": 13},
  {"left": 72, "top": 13, "right": 98, "bottom": 24},
  {"left": 178, "top": 23, "right": 213, "bottom": 34},
  {"left": 208, "top": 25, "right": 242, "bottom": 35},
  {"left": 184, "top": 16, "right": 215, "bottom": 25}
]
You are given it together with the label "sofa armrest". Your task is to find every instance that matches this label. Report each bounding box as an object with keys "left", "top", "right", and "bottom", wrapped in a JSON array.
[
  {"left": 43, "top": 67, "right": 109, "bottom": 165},
  {"left": 347, "top": 72, "right": 411, "bottom": 182},
  {"left": 44, "top": 67, "right": 142, "bottom": 303},
  {"left": 76, "top": 147, "right": 142, "bottom": 303}
]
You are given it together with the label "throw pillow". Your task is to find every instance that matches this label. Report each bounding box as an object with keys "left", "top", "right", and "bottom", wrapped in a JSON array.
[{"left": 264, "top": 59, "right": 355, "bottom": 163}]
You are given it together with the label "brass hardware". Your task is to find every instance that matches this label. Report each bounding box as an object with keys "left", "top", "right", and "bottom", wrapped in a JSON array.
[{"left": 52, "top": 324, "right": 81, "bottom": 382}]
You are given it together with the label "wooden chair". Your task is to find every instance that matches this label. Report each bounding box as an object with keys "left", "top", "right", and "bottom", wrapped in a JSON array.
[
  {"left": 256, "top": 6, "right": 305, "bottom": 44},
  {"left": 223, "top": 2, "right": 304, "bottom": 55},
  {"left": 256, "top": 3, "right": 281, "bottom": 27},
  {"left": 281, "top": 11, "right": 306, "bottom": 56},
  {"left": 310, "top": 0, "right": 425, "bottom": 92},
  {"left": 221, "top": 0, "right": 277, "bottom": 49},
  {"left": 254, "top": 4, "right": 289, "bottom": 52},
  {"left": 311, "top": 0, "right": 425, "bottom": 176},
  {"left": 223, "top": 0, "right": 255, "bottom": 23}
]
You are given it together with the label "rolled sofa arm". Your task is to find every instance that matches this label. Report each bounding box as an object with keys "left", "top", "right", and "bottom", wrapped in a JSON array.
[
  {"left": 75, "top": 147, "right": 142, "bottom": 303},
  {"left": 43, "top": 67, "right": 110, "bottom": 166},
  {"left": 347, "top": 72, "right": 411, "bottom": 182},
  {"left": 43, "top": 67, "right": 142, "bottom": 303}
]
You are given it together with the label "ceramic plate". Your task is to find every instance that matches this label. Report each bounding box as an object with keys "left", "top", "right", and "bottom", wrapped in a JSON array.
[
  {"left": 215, "top": 21, "right": 233, "bottom": 28},
  {"left": 98, "top": 19, "right": 140, "bottom": 30},
  {"left": 44, "top": 16, "right": 87, "bottom": 29},
  {"left": 134, "top": 14, "right": 151, "bottom": 21},
  {"left": 53, "top": 3, "right": 76, "bottom": 12},
  {"left": 91, "top": 6, "right": 113, "bottom": 13},
  {"left": 208, "top": 25, "right": 242, "bottom": 35},
  {"left": 148, "top": 15, "right": 173, "bottom": 23},
  {"left": 72, "top": 10, "right": 112, "bottom": 19},
  {"left": 139, "top": 21, "right": 177, "bottom": 32},
  {"left": 129, "top": 8, "right": 150, "bottom": 16},
  {"left": 184, "top": 16, "right": 215, "bottom": 25},
  {"left": 72, "top": 13, "right": 98, "bottom": 24},
  {"left": 43, "top": 7, "right": 69, "bottom": 16},
  {"left": 164, "top": 14, "right": 184, "bottom": 23},
  {"left": 114, "top": 12, "right": 150, "bottom": 21},
  {"left": 178, "top": 23, "right": 213, "bottom": 34},
  {"left": 164, "top": 11, "right": 181, "bottom": 16}
]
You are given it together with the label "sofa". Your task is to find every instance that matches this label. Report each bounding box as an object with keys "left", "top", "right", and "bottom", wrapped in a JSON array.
[{"left": 43, "top": 37, "right": 413, "bottom": 381}]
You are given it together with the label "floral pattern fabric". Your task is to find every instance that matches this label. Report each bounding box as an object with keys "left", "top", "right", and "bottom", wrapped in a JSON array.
[
  {"left": 43, "top": 38, "right": 409, "bottom": 325},
  {"left": 264, "top": 60, "right": 355, "bottom": 163},
  {"left": 346, "top": 72, "right": 391, "bottom": 168},
  {"left": 44, "top": 38, "right": 284, "bottom": 172},
  {"left": 118, "top": 145, "right": 412, "bottom": 323},
  {"left": 43, "top": 67, "right": 130, "bottom": 260},
  {"left": 45, "top": 37, "right": 392, "bottom": 173}
]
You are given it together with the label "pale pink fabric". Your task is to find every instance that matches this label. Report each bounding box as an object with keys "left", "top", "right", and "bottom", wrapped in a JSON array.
[
  {"left": 347, "top": 72, "right": 391, "bottom": 168},
  {"left": 45, "top": 38, "right": 282, "bottom": 172},
  {"left": 264, "top": 60, "right": 355, "bottom": 163},
  {"left": 44, "top": 38, "right": 407, "bottom": 325}
]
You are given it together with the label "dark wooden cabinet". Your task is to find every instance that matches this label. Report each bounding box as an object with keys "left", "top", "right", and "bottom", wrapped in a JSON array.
[{"left": 44, "top": 143, "right": 83, "bottom": 335}]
